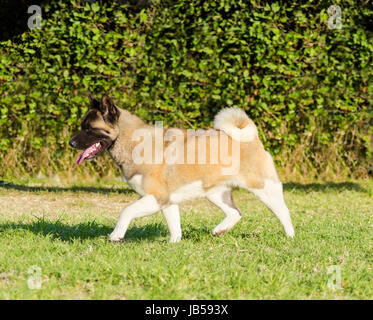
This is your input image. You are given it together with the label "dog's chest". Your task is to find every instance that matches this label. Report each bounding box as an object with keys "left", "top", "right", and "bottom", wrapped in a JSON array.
[{"left": 126, "top": 174, "right": 146, "bottom": 196}]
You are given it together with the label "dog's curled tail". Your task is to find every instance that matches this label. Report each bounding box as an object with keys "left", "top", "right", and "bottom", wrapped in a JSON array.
[{"left": 213, "top": 108, "right": 258, "bottom": 142}]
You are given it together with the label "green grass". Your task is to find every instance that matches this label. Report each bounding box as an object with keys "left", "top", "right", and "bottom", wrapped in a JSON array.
[{"left": 0, "top": 177, "right": 372, "bottom": 299}]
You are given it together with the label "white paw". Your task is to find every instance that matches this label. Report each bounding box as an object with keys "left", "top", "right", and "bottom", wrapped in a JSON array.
[
  {"left": 109, "top": 232, "right": 123, "bottom": 242},
  {"left": 212, "top": 227, "right": 229, "bottom": 236},
  {"left": 169, "top": 235, "right": 181, "bottom": 243},
  {"left": 285, "top": 227, "right": 295, "bottom": 238}
]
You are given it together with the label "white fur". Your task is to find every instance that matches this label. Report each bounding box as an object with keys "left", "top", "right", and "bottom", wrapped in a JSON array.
[
  {"left": 162, "top": 204, "right": 182, "bottom": 243},
  {"left": 213, "top": 108, "right": 258, "bottom": 142},
  {"left": 206, "top": 186, "right": 241, "bottom": 235},
  {"left": 110, "top": 177, "right": 295, "bottom": 241},
  {"left": 248, "top": 179, "right": 295, "bottom": 237},
  {"left": 169, "top": 180, "right": 205, "bottom": 204},
  {"left": 109, "top": 195, "right": 160, "bottom": 241},
  {"left": 127, "top": 174, "right": 145, "bottom": 196}
]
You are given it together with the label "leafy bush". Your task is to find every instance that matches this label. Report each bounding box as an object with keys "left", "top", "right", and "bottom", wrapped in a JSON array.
[{"left": 0, "top": 0, "right": 372, "bottom": 180}]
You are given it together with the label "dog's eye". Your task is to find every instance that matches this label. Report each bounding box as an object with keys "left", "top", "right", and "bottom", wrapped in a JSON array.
[
  {"left": 85, "top": 127, "right": 96, "bottom": 134},
  {"left": 93, "top": 128, "right": 110, "bottom": 135},
  {"left": 90, "top": 128, "right": 110, "bottom": 135}
]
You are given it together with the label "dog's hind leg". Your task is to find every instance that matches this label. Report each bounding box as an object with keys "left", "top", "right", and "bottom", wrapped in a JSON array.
[
  {"left": 109, "top": 195, "right": 160, "bottom": 242},
  {"left": 206, "top": 187, "right": 242, "bottom": 236},
  {"left": 248, "top": 179, "right": 295, "bottom": 237},
  {"left": 162, "top": 204, "right": 182, "bottom": 243}
]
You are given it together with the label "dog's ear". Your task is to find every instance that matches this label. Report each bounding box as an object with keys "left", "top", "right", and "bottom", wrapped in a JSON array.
[
  {"left": 88, "top": 94, "right": 101, "bottom": 109},
  {"left": 101, "top": 94, "right": 119, "bottom": 123}
]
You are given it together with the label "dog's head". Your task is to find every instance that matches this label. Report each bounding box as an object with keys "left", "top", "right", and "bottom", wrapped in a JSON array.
[{"left": 69, "top": 94, "right": 120, "bottom": 165}]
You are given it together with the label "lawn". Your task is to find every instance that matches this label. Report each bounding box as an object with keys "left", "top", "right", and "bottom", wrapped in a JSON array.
[{"left": 0, "top": 177, "right": 372, "bottom": 299}]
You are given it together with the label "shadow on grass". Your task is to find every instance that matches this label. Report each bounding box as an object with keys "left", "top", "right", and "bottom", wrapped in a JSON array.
[
  {"left": 283, "top": 181, "right": 367, "bottom": 193},
  {"left": 0, "top": 181, "right": 136, "bottom": 195},
  {"left": 0, "top": 218, "right": 217, "bottom": 243},
  {"left": 182, "top": 225, "right": 212, "bottom": 241},
  {"left": 0, "top": 220, "right": 169, "bottom": 243},
  {"left": 1, "top": 180, "right": 367, "bottom": 195}
]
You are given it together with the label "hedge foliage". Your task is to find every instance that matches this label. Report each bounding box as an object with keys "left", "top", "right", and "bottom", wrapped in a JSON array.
[{"left": 0, "top": 0, "right": 372, "bottom": 179}]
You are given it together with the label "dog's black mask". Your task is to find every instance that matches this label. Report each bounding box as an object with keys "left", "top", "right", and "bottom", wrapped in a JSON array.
[{"left": 69, "top": 94, "right": 119, "bottom": 165}]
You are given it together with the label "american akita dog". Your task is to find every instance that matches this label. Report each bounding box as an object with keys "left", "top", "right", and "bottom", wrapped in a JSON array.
[{"left": 69, "top": 94, "right": 295, "bottom": 242}]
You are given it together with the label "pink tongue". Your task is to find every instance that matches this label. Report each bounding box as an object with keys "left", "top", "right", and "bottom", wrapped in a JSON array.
[{"left": 76, "top": 143, "right": 101, "bottom": 165}]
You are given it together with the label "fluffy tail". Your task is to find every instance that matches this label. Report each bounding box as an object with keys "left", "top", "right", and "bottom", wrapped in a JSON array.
[{"left": 213, "top": 108, "right": 258, "bottom": 142}]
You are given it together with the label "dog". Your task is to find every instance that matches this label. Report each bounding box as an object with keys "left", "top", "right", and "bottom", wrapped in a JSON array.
[{"left": 69, "top": 94, "right": 295, "bottom": 242}]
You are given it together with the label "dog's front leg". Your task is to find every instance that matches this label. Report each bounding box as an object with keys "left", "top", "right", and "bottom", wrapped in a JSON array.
[
  {"left": 162, "top": 204, "right": 182, "bottom": 243},
  {"left": 109, "top": 195, "right": 160, "bottom": 242}
]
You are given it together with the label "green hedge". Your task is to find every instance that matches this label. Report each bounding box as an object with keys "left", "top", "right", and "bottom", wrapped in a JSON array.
[{"left": 0, "top": 0, "right": 372, "bottom": 179}]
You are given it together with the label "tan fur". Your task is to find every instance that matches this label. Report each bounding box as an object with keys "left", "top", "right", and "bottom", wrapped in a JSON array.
[{"left": 106, "top": 108, "right": 279, "bottom": 206}]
